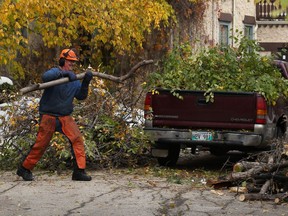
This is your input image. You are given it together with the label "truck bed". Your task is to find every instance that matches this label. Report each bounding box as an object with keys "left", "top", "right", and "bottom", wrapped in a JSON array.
[{"left": 151, "top": 90, "right": 259, "bottom": 130}]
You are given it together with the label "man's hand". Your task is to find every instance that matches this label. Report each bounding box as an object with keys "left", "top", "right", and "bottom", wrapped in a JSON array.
[
  {"left": 62, "top": 71, "right": 77, "bottom": 81},
  {"left": 78, "top": 71, "right": 93, "bottom": 99},
  {"left": 83, "top": 71, "right": 93, "bottom": 83}
]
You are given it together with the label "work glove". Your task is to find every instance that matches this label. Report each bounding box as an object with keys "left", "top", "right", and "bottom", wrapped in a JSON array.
[
  {"left": 79, "top": 71, "right": 93, "bottom": 99},
  {"left": 62, "top": 71, "right": 77, "bottom": 82},
  {"left": 83, "top": 71, "right": 93, "bottom": 84}
]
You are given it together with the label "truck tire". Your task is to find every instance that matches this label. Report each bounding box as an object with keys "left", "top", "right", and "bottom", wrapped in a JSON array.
[
  {"left": 157, "top": 144, "right": 180, "bottom": 167},
  {"left": 276, "top": 114, "right": 287, "bottom": 138}
]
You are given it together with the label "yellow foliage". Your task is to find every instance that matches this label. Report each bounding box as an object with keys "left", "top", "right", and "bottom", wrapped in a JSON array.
[{"left": 0, "top": 0, "right": 174, "bottom": 78}]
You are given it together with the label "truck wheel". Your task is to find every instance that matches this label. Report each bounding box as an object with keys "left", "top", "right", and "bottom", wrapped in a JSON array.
[
  {"left": 157, "top": 145, "right": 180, "bottom": 167},
  {"left": 276, "top": 114, "right": 287, "bottom": 138}
]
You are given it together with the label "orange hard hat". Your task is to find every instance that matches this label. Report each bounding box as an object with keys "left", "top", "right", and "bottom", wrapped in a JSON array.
[{"left": 59, "top": 49, "right": 79, "bottom": 61}]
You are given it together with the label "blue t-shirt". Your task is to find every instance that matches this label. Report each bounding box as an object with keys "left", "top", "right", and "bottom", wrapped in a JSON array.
[{"left": 39, "top": 67, "right": 88, "bottom": 116}]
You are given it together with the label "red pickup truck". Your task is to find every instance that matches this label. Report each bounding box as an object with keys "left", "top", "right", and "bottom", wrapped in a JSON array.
[{"left": 144, "top": 61, "right": 288, "bottom": 166}]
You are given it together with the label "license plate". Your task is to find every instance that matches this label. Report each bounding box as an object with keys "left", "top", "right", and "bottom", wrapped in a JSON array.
[{"left": 192, "top": 131, "right": 213, "bottom": 141}]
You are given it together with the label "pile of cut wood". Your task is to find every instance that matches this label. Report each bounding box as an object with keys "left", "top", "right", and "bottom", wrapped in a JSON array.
[{"left": 207, "top": 139, "right": 288, "bottom": 203}]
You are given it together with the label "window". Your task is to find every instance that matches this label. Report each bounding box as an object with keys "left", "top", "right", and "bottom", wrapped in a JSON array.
[
  {"left": 243, "top": 16, "right": 255, "bottom": 40},
  {"left": 244, "top": 25, "right": 254, "bottom": 40},
  {"left": 219, "top": 22, "right": 231, "bottom": 46}
]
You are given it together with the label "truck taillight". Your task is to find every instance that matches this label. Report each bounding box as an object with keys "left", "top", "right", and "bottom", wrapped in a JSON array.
[
  {"left": 144, "top": 93, "right": 152, "bottom": 119},
  {"left": 256, "top": 95, "right": 267, "bottom": 124}
]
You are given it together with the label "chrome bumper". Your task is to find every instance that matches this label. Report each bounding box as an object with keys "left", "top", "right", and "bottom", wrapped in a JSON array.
[{"left": 144, "top": 127, "right": 265, "bottom": 147}]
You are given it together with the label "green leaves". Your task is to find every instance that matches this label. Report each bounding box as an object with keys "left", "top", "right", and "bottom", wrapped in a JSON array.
[{"left": 147, "top": 38, "right": 288, "bottom": 105}]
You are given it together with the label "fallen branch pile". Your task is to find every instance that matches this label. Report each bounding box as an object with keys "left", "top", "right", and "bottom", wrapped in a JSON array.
[{"left": 208, "top": 139, "right": 288, "bottom": 203}]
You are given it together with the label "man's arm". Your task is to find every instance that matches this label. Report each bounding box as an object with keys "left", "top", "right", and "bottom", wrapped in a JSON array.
[
  {"left": 42, "top": 68, "right": 77, "bottom": 82},
  {"left": 42, "top": 68, "right": 62, "bottom": 82},
  {"left": 75, "top": 71, "right": 93, "bottom": 100}
]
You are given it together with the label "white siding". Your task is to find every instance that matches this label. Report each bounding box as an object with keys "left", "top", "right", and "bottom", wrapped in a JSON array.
[{"left": 257, "top": 25, "right": 288, "bottom": 42}]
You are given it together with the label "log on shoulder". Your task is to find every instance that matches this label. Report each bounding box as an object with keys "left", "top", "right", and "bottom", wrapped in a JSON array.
[{"left": 20, "top": 59, "right": 153, "bottom": 95}]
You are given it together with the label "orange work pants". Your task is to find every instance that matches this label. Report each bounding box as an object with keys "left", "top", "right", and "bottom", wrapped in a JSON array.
[{"left": 22, "top": 114, "right": 86, "bottom": 170}]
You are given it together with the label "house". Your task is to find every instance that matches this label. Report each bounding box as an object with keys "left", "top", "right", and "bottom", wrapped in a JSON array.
[
  {"left": 203, "top": 0, "right": 256, "bottom": 47},
  {"left": 256, "top": 0, "right": 288, "bottom": 60},
  {"left": 187, "top": 0, "right": 288, "bottom": 60}
]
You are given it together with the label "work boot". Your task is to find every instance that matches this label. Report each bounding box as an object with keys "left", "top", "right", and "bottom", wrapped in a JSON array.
[
  {"left": 17, "top": 166, "right": 34, "bottom": 181},
  {"left": 72, "top": 169, "right": 92, "bottom": 181}
]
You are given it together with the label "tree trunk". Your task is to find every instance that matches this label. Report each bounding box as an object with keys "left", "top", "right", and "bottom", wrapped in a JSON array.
[
  {"left": 229, "top": 161, "right": 288, "bottom": 181},
  {"left": 238, "top": 193, "right": 285, "bottom": 202}
]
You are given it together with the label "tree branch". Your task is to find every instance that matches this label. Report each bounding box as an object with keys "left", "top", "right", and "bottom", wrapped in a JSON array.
[{"left": 20, "top": 59, "right": 153, "bottom": 95}]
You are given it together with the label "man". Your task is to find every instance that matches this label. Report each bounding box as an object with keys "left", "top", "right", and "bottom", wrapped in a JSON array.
[{"left": 17, "top": 48, "right": 93, "bottom": 181}]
